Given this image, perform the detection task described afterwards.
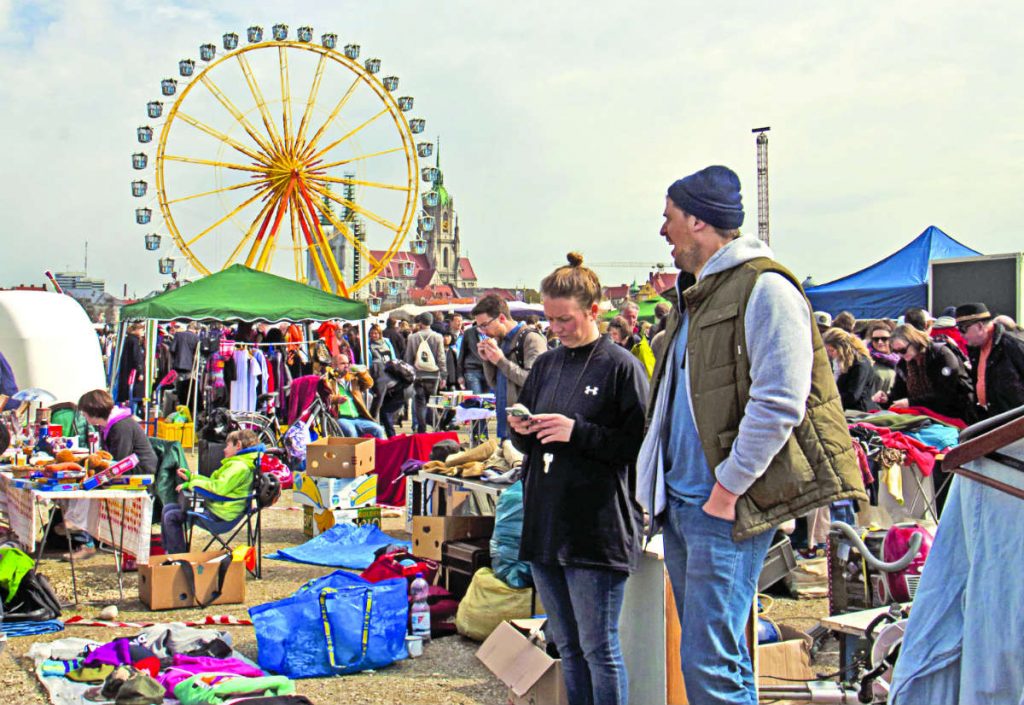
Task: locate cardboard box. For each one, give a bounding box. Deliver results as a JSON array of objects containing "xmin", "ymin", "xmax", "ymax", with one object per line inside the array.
[
  {"xmin": 757, "ymin": 624, "xmax": 814, "ymax": 687},
  {"xmin": 302, "ymin": 505, "xmax": 384, "ymax": 538},
  {"xmin": 477, "ymin": 619, "xmax": 568, "ymax": 705},
  {"xmin": 156, "ymin": 419, "xmax": 195, "ymax": 449},
  {"xmin": 432, "ymin": 482, "xmax": 471, "ymax": 515},
  {"xmin": 292, "ymin": 472, "xmax": 377, "ymax": 510},
  {"xmin": 412, "ymin": 515, "xmax": 495, "ymax": 561},
  {"xmin": 306, "ymin": 436, "xmax": 374, "ymax": 478},
  {"xmin": 138, "ymin": 550, "xmax": 245, "ymax": 610}
]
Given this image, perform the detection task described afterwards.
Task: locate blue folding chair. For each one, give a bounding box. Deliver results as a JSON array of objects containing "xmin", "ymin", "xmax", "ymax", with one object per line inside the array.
[{"xmin": 184, "ymin": 461, "xmax": 264, "ymax": 579}]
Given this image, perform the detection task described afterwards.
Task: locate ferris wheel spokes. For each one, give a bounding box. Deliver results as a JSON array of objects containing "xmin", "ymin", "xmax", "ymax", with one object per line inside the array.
[
  {"xmin": 184, "ymin": 184, "xmax": 272, "ymax": 248},
  {"xmin": 306, "ymin": 187, "xmax": 381, "ymax": 269},
  {"xmin": 300, "ymin": 75, "xmax": 362, "ymax": 158},
  {"xmin": 278, "ymin": 47, "xmax": 294, "ymax": 153},
  {"xmin": 198, "ymin": 73, "xmax": 277, "ymax": 157},
  {"xmin": 163, "ymin": 154, "xmax": 269, "ymax": 174},
  {"xmin": 295, "ymin": 53, "xmax": 329, "ymax": 149},
  {"xmin": 317, "ymin": 146, "xmax": 405, "ymax": 171},
  {"xmin": 309, "ymin": 180, "xmax": 399, "ymax": 232},
  {"xmin": 308, "ymin": 108, "xmax": 389, "ymax": 163},
  {"xmin": 174, "ymin": 111, "xmax": 269, "ymax": 164},
  {"xmin": 235, "ymin": 53, "xmax": 285, "ymax": 155},
  {"xmin": 223, "ymin": 195, "xmax": 279, "ymax": 271},
  {"xmin": 314, "ymin": 173, "xmax": 411, "ymax": 193},
  {"xmin": 164, "ymin": 178, "xmax": 270, "ymax": 207}
]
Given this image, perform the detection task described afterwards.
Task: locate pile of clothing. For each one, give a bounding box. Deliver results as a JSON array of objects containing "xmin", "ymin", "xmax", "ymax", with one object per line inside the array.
[
  {"xmin": 416, "ymin": 438, "xmax": 523, "ymax": 484},
  {"xmin": 847, "ymin": 408, "xmax": 961, "ymax": 507},
  {"xmin": 31, "ymin": 624, "xmax": 309, "ymax": 705}
]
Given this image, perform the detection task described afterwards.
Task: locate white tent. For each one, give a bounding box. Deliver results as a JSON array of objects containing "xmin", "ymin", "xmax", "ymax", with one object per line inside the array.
[
  {"xmin": 0, "ymin": 291, "xmax": 106, "ymax": 404},
  {"xmin": 384, "ymin": 301, "xmax": 546, "ymax": 321}
]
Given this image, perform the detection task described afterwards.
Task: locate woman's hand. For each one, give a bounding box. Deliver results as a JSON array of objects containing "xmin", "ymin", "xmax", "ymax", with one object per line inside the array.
[
  {"xmin": 872, "ymin": 390, "xmax": 888, "ymax": 404},
  {"xmin": 531, "ymin": 413, "xmax": 575, "ymax": 444},
  {"xmin": 889, "ymin": 398, "xmax": 909, "ymax": 408},
  {"xmin": 176, "ymin": 467, "xmax": 189, "ymax": 480},
  {"xmin": 507, "ymin": 413, "xmax": 534, "ymax": 435}
]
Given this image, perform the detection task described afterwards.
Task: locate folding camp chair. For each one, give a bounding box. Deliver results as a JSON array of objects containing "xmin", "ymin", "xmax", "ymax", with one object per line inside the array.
[{"xmin": 184, "ymin": 456, "xmax": 265, "ymax": 579}]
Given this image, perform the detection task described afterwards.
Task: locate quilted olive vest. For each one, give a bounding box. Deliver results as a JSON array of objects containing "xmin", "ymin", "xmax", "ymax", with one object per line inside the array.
[{"xmin": 649, "ymin": 257, "xmax": 867, "ymax": 540}]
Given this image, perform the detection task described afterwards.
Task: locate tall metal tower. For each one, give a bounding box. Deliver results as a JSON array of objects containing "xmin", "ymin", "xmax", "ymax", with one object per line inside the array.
[{"xmin": 752, "ymin": 126, "xmax": 770, "ymax": 244}]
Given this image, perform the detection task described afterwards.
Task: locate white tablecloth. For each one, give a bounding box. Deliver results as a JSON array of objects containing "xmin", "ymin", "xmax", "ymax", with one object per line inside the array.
[{"xmin": 1, "ymin": 475, "xmax": 153, "ymax": 562}]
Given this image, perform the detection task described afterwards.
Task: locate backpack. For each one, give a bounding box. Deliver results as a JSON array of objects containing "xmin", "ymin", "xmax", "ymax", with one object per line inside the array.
[
  {"xmin": 509, "ymin": 326, "xmax": 545, "ymax": 370},
  {"xmin": 384, "ymin": 359, "xmax": 416, "ymax": 387},
  {"xmin": 4, "ymin": 570, "xmax": 62, "ymax": 622},
  {"xmin": 414, "ymin": 335, "xmax": 439, "ymax": 373}
]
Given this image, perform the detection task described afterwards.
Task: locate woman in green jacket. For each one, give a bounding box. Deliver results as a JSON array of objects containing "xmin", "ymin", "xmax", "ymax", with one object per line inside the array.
[{"xmin": 161, "ymin": 429, "xmax": 260, "ymax": 554}]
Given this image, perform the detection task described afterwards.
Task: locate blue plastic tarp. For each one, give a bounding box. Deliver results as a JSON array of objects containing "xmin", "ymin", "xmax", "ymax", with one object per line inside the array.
[
  {"xmin": 805, "ymin": 226, "xmax": 979, "ymax": 319},
  {"xmin": 266, "ymin": 522, "xmax": 409, "ymax": 569}
]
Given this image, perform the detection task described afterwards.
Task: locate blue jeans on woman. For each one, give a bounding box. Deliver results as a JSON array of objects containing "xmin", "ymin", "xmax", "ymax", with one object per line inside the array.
[
  {"xmin": 530, "ymin": 562, "xmax": 629, "ymax": 705},
  {"xmin": 662, "ymin": 497, "xmax": 775, "ymax": 705}
]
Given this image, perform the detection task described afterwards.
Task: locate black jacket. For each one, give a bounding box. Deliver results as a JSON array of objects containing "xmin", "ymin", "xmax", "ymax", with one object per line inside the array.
[
  {"xmin": 103, "ymin": 416, "xmax": 158, "ymax": 475},
  {"xmin": 836, "ymin": 355, "xmax": 879, "ymax": 412},
  {"xmin": 457, "ymin": 325, "xmax": 486, "ymax": 375},
  {"xmin": 170, "ymin": 330, "xmax": 200, "ymax": 372},
  {"xmin": 117, "ymin": 335, "xmax": 146, "ymax": 403},
  {"xmin": 382, "ymin": 326, "xmax": 406, "ymax": 359},
  {"xmin": 891, "ymin": 342, "xmax": 976, "ymax": 422},
  {"xmin": 968, "ymin": 324, "xmax": 1024, "ymax": 417},
  {"xmin": 511, "ymin": 335, "xmax": 649, "ymax": 573}
]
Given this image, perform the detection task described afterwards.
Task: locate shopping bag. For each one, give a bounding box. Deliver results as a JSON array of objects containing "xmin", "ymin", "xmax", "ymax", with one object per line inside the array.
[
  {"xmin": 360, "ymin": 550, "xmax": 438, "ymax": 586},
  {"xmin": 249, "ymin": 569, "xmax": 408, "ymax": 678}
]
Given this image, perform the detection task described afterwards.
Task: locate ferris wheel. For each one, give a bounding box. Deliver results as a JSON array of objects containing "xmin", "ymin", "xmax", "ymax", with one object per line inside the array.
[{"xmin": 131, "ymin": 24, "xmax": 435, "ymax": 300}]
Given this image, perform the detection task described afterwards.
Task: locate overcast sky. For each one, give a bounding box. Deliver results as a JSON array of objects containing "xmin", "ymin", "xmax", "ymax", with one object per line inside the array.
[{"xmin": 2, "ymin": 0, "xmax": 1023, "ymax": 298}]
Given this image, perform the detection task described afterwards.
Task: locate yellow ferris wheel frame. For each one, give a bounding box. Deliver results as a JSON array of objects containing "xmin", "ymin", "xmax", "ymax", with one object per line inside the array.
[{"xmin": 154, "ymin": 40, "xmax": 420, "ymax": 297}]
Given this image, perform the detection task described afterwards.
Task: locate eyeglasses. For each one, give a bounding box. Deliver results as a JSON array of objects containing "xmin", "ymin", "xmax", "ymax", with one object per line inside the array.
[
  {"xmin": 956, "ymin": 322, "xmax": 978, "ymax": 334},
  {"xmin": 871, "ymin": 336, "xmax": 890, "ymax": 343},
  {"xmin": 891, "ymin": 344, "xmax": 909, "ymax": 355},
  {"xmin": 477, "ymin": 316, "xmax": 499, "ymax": 330}
]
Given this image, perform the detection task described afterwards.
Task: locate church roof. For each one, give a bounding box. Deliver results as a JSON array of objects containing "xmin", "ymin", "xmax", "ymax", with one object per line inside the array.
[{"xmin": 458, "ymin": 257, "xmax": 476, "ymax": 282}]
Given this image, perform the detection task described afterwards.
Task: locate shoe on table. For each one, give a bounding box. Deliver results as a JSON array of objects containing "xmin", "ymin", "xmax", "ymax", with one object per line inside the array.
[{"xmin": 61, "ymin": 544, "xmax": 97, "ymax": 562}]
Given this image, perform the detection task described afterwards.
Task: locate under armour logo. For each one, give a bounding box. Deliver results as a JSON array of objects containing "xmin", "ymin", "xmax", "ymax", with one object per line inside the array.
[{"xmin": 584, "ymin": 386, "xmax": 599, "ymax": 396}]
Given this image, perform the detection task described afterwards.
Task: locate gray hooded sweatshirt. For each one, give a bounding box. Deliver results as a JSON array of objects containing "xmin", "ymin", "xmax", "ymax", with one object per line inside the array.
[{"xmin": 636, "ymin": 236, "xmax": 813, "ymax": 519}]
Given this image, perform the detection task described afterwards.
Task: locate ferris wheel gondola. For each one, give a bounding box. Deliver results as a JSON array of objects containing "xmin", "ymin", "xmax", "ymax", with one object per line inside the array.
[{"xmin": 132, "ymin": 23, "xmax": 431, "ymax": 295}]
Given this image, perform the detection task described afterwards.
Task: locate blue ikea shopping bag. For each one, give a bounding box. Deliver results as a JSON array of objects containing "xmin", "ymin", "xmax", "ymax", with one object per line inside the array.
[{"xmin": 249, "ymin": 569, "xmax": 408, "ymax": 678}]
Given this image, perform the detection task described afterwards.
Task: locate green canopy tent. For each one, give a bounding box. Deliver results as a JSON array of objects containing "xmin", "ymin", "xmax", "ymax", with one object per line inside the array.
[
  {"xmin": 121, "ymin": 264, "xmax": 367, "ymax": 322},
  {"xmin": 113, "ymin": 265, "xmax": 368, "ymax": 427},
  {"xmin": 602, "ymin": 297, "xmax": 669, "ymax": 324}
]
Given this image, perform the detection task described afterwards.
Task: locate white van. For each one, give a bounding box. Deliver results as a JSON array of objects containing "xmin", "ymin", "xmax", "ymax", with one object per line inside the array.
[{"xmin": 0, "ymin": 290, "xmax": 106, "ymax": 405}]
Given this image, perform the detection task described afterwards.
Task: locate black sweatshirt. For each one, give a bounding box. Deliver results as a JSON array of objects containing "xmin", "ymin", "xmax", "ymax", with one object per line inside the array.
[{"xmin": 511, "ymin": 335, "xmax": 649, "ymax": 573}]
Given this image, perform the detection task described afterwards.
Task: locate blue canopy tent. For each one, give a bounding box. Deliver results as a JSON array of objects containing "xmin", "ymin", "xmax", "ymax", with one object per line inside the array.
[{"xmin": 805, "ymin": 226, "xmax": 980, "ymax": 319}]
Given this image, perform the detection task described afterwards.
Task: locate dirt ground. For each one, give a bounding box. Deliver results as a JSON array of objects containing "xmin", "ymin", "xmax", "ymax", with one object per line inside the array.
[{"xmin": 0, "ymin": 439, "xmax": 835, "ymax": 704}]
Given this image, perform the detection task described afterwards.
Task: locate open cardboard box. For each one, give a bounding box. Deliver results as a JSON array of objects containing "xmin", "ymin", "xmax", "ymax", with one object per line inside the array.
[
  {"xmin": 477, "ymin": 619, "xmax": 568, "ymax": 705},
  {"xmin": 306, "ymin": 436, "xmax": 375, "ymax": 478},
  {"xmin": 412, "ymin": 515, "xmax": 495, "ymax": 561},
  {"xmin": 757, "ymin": 623, "xmax": 814, "ymax": 687},
  {"xmin": 139, "ymin": 550, "xmax": 245, "ymax": 610}
]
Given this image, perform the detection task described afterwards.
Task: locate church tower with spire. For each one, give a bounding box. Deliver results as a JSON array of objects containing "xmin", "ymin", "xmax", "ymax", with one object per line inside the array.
[{"xmin": 418, "ymin": 139, "xmax": 462, "ymax": 285}]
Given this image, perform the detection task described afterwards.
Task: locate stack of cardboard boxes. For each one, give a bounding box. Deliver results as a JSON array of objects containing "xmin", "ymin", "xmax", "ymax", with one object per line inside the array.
[{"xmin": 294, "ymin": 436, "xmax": 379, "ymax": 537}]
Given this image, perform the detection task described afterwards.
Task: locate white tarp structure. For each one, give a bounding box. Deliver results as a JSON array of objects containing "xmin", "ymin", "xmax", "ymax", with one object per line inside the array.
[
  {"xmin": 382, "ymin": 301, "xmax": 546, "ymax": 322},
  {"xmin": 0, "ymin": 291, "xmax": 105, "ymax": 404}
]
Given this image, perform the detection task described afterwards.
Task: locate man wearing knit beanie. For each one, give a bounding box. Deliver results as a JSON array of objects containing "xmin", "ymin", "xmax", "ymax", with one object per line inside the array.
[{"xmin": 637, "ymin": 166, "xmax": 865, "ymax": 704}]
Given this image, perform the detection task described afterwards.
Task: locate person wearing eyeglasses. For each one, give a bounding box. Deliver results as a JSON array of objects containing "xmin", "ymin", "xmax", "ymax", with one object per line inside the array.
[
  {"xmin": 955, "ymin": 303, "xmax": 1024, "ymax": 418},
  {"xmin": 863, "ymin": 320, "xmax": 899, "ymax": 395},
  {"xmin": 872, "ymin": 324, "xmax": 976, "ymax": 423}
]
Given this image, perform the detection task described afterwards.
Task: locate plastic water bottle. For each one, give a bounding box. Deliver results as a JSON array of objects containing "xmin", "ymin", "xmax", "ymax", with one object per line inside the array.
[{"xmin": 409, "ymin": 572, "xmax": 431, "ymax": 641}]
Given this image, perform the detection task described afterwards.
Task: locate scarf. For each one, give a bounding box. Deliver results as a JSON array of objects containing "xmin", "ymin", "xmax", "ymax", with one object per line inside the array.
[
  {"xmin": 102, "ymin": 407, "xmax": 133, "ymax": 442},
  {"xmin": 871, "ymin": 349, "xmax": 901, "ymax": 368},
  {"xmin": 905, "ymin": 356, "xmax": 930, "ymax": 404}
]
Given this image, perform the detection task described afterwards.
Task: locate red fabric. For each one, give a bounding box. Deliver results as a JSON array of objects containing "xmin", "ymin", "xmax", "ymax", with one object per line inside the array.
[
  {"xmin": 851, "ymin": 422, "xmax": 941, "ymax": 476},
  {"xmin": 931, "ymin": 326, "xmax": 969, "ymax": 356},
  {"xmin": 360, "ymin": 550, "xmax": 439, "ymax": 585},
  {"xmin": 316, "ymin": 322, "xmax": 340, "ymax": 357},
  {"xmin": 287, "ymin": 375, "xmax": 321, "ymax": 424},
  {"xmin": 372, "ymin": 432, "xmax": 460, "ymax": 506},
  {"xmin": 852, "ymin": 438, "xmax": 874, "ymax": 485},
  {"xmin": 133, "ymin": 656, "xmax": 160, "ymax": 677},
  {"xmin": 885, "ymin": 405, "xmax": 967, "ymax": 430}
]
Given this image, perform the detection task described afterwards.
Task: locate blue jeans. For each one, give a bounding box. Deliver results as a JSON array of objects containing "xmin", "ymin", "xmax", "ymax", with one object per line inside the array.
[
  {"xmin": 662, "ymin": 498, "xmax": 774, "ymax": 705},
  {"xmin": 463, "ymin": 368, "xmax": 489, "ymax": 394},
  {"xmin": 530, "ymin": 562, "xmax": 629, "ymax": 705},
  {"xmin": 337, "ymin": 417, "xmax": 386, "ymax": 439},
  {"xmin": 161, "ymin": 502, "xmax": 188, "ymax": 555}
]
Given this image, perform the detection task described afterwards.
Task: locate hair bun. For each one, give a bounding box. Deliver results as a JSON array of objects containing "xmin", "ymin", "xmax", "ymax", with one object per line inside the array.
[{"xmin": 566, "ymin": 252, "xmax": 584, "ymax": 267}]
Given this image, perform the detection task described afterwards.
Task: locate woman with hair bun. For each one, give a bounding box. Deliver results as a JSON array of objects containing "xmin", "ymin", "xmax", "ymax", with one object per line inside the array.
[{"xmin": 508, "ymin": 252, "xmax": 649, "ymax": 705}]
